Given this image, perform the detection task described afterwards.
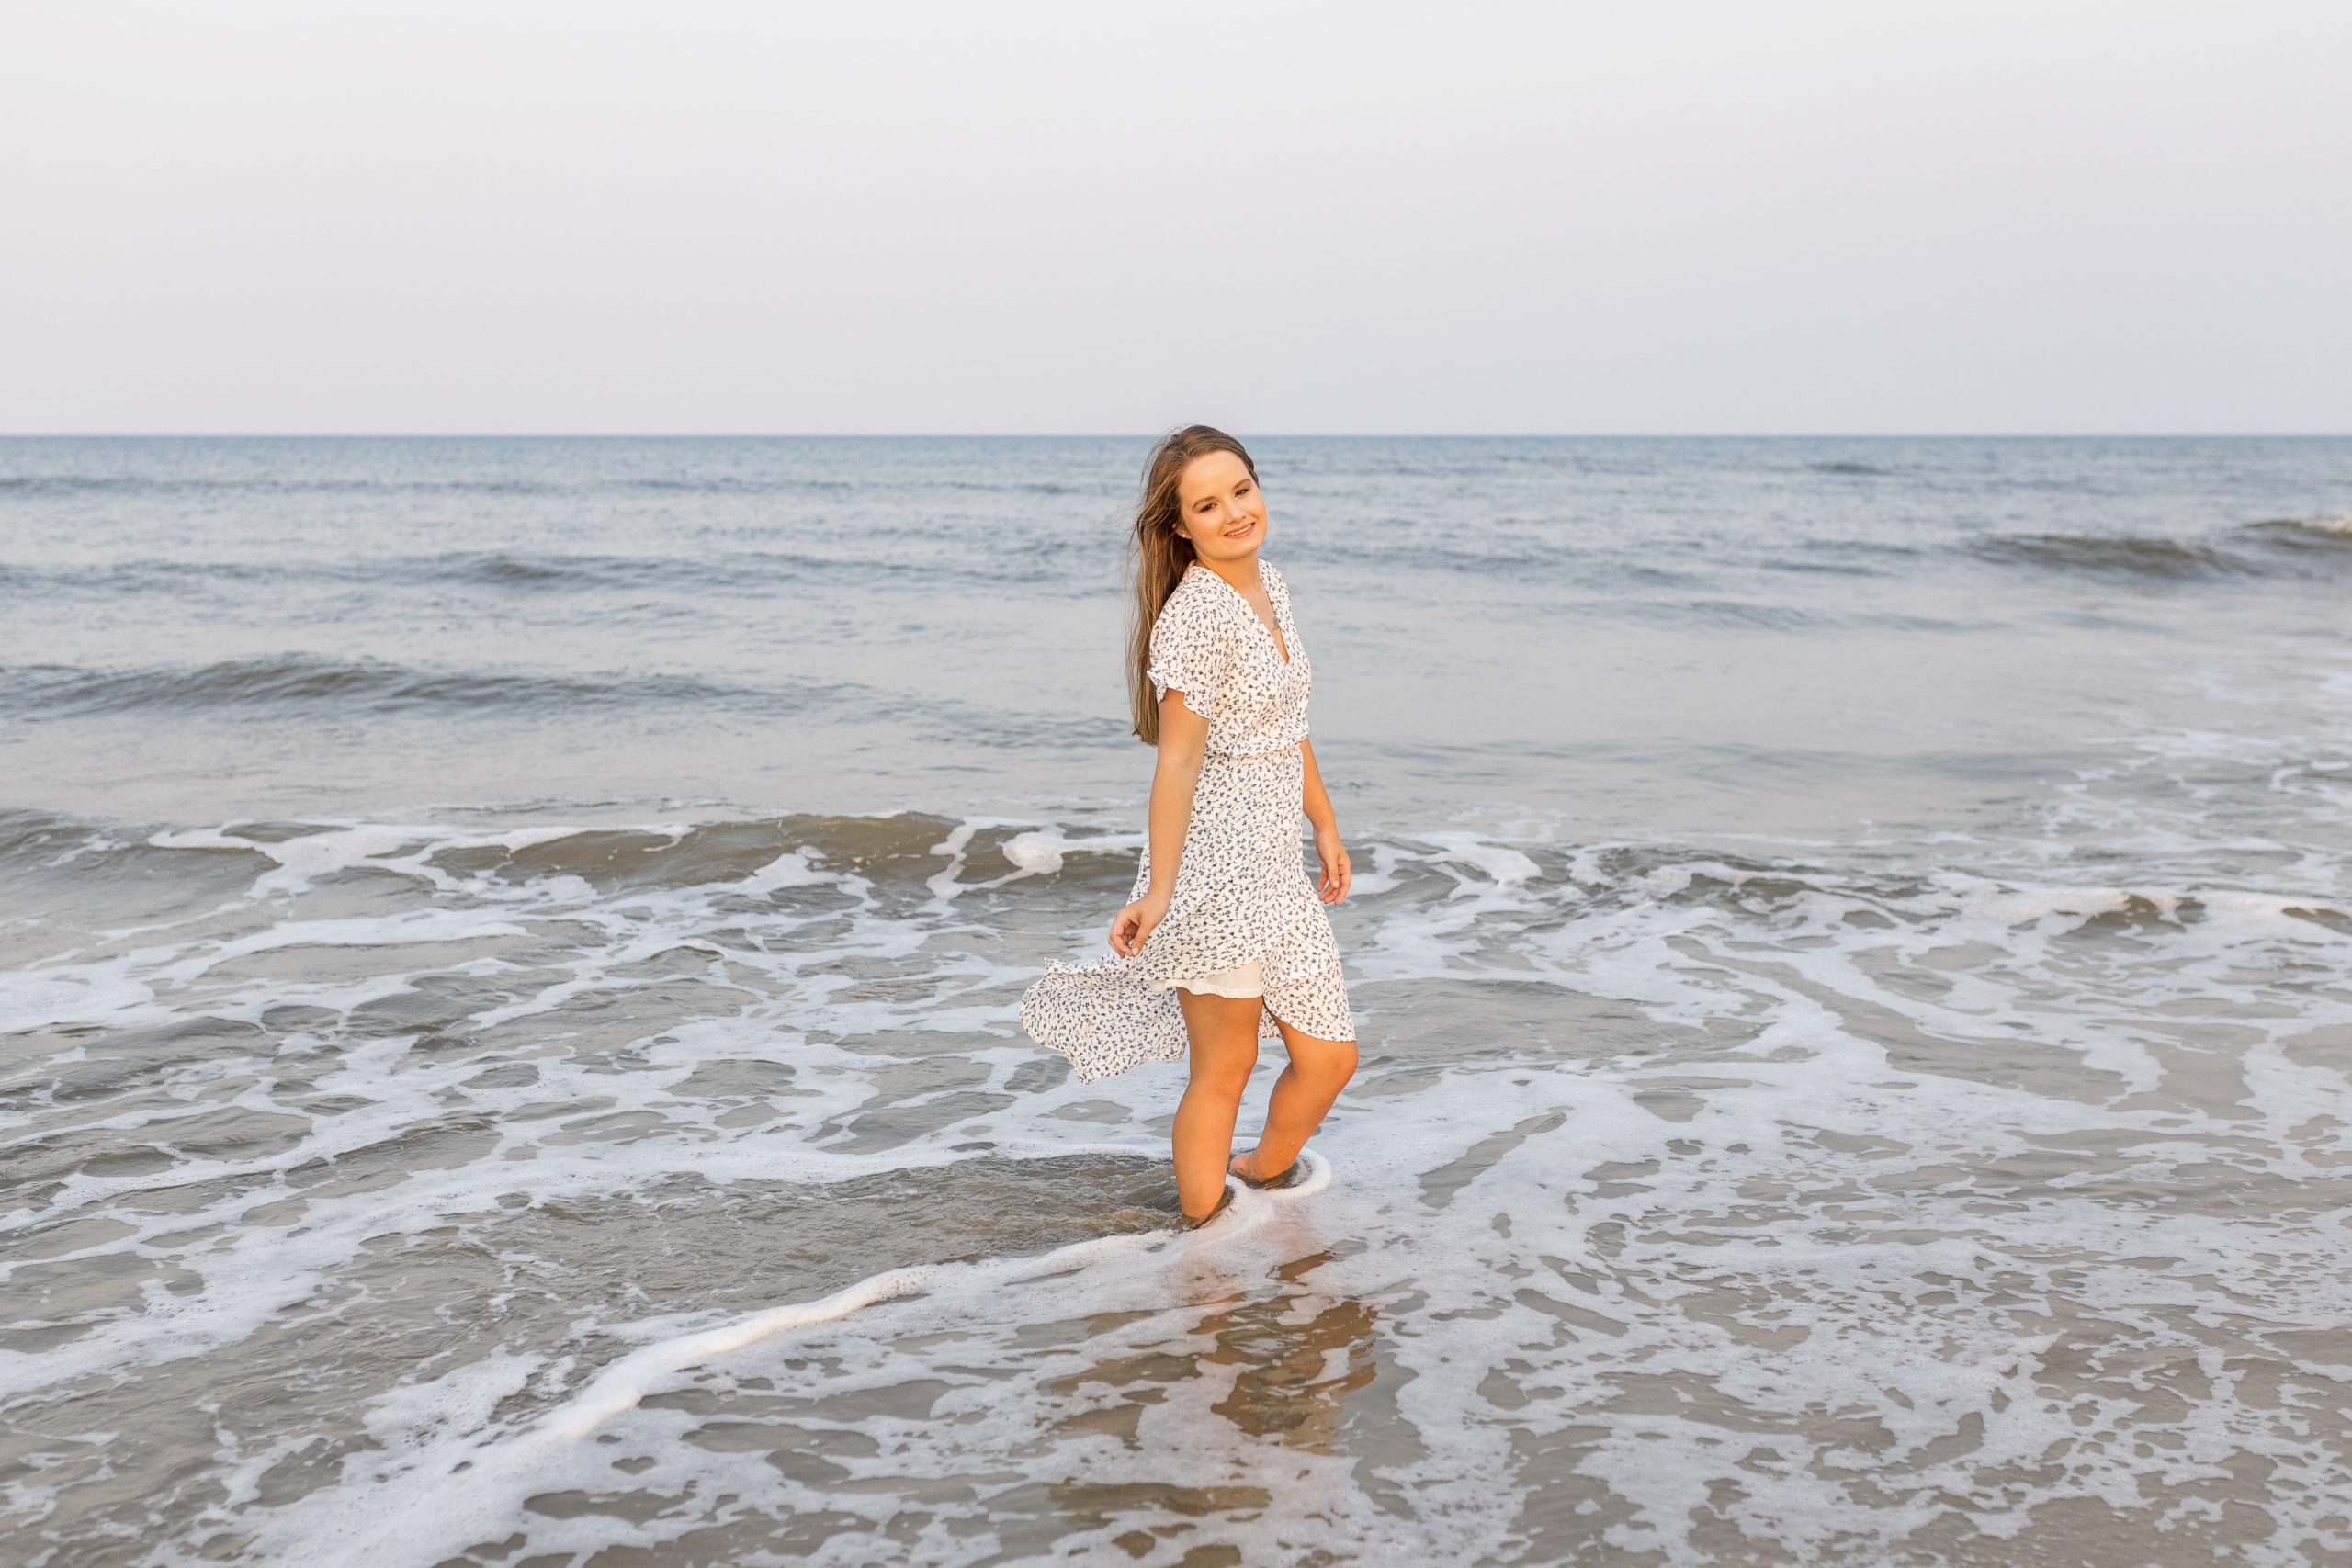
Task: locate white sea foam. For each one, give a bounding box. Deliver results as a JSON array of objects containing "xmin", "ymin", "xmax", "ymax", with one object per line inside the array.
[
  {"xmin": 998, "ymin": 826, "xmax": 1145, "ymax": 879},
  {"xmin": 1419, "ymin": 830, "xmax": 1544, "ymax": 888},
  {"xmin": 539, "ymin": 1155, "xmax": 1330, "ymax": 1442},
  {"xmin": 213, "ymin": 1153, "xmax": 1334, "ymax": 1567},
  {"xmin": 735, "ymin": 847, "xmax": 837, "ymax": 895},
  {"xmin": 924, "ymin": 818, "xmax": 1145, "ymax": 898},
  {"xmin": 9, "ymin": 807, "xmax": 2352, "ymax": 1565},
  {"xmin": 0, "ymin": 967, "xmax": 160, "ymax": 1033}
]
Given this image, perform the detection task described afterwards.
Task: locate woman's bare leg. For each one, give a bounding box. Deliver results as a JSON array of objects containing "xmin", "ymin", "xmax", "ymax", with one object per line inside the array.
[
  {"xmin": 1231, "ymin": 1014, "xmax": 1356, "ymax": 1183},
  {"xmin": 1173, "ymin": 989, "xmax": 1263, "ymax": 1221}
]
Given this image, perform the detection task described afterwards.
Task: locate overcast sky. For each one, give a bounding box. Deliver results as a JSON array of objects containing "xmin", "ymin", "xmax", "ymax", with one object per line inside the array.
[{"xmin": 3, "ymin": 1, "xmax": 2346, "ymax": 434}]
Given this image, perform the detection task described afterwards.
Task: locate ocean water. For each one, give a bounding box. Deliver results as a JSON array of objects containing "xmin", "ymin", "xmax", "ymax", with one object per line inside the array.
[{"xmin": 5, "ymin": 434, "xmax": 2352, "ymax": 1567}]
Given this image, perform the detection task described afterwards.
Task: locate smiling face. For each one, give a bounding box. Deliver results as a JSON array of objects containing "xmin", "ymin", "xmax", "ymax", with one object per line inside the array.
[{"xmin": 1171, "ymin": 449, "xmax": 1267, "ymax": 566}]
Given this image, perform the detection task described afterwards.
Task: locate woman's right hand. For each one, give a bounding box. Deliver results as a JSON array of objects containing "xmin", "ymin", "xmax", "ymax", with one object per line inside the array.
[{"xmin": 1109, "ymin": 888, "xmax": 1171, "ymax": 957}]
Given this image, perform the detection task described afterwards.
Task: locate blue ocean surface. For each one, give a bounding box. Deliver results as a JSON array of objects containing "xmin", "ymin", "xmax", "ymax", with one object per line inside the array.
[{"xmin": 4, "ymin": 436, "xmax": 2351, "ymax": 1565}]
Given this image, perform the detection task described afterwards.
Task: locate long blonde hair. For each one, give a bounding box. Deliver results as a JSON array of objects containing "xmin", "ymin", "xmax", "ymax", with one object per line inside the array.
[{"xmin": 1127, "ymin": 424, "xmax": 1258, "ymax": 743}]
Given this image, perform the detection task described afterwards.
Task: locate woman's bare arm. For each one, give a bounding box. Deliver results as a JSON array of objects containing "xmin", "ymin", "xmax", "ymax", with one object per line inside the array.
[
  {"xmin": 1109, "ymin": 690, "xmax": 1210, "ymax": 955},
  {"xmin": 1301, "ymin": 739, "xmax": 1351, "ymax": 904}
]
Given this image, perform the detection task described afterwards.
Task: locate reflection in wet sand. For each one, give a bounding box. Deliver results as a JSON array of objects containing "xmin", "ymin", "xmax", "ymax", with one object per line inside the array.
[{"xmin": 1204, "ymin": 1256, "xmax": 1381, "ymax": 1453}]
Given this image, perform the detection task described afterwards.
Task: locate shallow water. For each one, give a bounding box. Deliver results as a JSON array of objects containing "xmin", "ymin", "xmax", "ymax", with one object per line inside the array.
[{"xmin": 5, "ymin": 436, "xmax": 2352, "ymax": 1566}]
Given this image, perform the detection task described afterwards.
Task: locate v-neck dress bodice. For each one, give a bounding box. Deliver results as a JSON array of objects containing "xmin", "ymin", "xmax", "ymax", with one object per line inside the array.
[
  {"xmin": 1150, "ymin": 563, "xmax": 1311, "ymax": 756},
  {"xmin": 1020, "ymin": 559, "xmax": 1354, "ymax": 1081}
]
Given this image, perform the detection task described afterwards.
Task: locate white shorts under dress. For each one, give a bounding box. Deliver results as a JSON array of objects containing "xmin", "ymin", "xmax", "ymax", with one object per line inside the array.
[
  {"xmin": 1160, "ymin": 961, "xmax": 1263, "ymax": 999},
  {"xmin": 1021, "ymin": 560, "xmax": 1354, "ymax": 1084}
]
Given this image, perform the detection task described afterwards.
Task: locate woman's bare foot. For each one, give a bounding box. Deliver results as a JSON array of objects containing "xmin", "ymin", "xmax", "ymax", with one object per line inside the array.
[
  {"xmin": 1182, "ymin": 1187, "xmax": 1234, "ymax": 1229},
  {"xmin": 1228, "ymin": 1147, "xmax": 1298, "ymax": 1189}
]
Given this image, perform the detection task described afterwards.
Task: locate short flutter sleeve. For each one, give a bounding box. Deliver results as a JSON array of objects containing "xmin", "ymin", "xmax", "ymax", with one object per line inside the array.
[{"xmin": 1147, "ymin": 583, "xmax": 1236, "ymax": 722}]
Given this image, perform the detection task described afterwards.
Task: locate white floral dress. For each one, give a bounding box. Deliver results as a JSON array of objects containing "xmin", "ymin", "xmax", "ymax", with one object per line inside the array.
[{"xmin": 1021, "ymin": 560, "xmax": 1354, "ymax": 1082}]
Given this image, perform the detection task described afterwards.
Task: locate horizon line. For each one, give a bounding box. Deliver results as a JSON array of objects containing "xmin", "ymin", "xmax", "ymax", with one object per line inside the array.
[{"xmin": 4, "ymin": 430, "xmax": 2349, "ymax": 442}]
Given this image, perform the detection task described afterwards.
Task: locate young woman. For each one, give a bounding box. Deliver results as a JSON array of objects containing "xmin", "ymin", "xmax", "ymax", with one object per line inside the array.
[{"xmin": 1022, "ymin": 426, "xmax": 1357, "ymax": 1226}]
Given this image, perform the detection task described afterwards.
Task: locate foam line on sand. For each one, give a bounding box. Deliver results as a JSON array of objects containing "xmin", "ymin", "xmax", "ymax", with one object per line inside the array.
[
  {"xmin": 259, "ymin": 1145, "xmax": 1334, "ymax": 1566},
  {"xmin": 538, "ymin": 1145, "xmax": 1332, "ymax": 1440}
]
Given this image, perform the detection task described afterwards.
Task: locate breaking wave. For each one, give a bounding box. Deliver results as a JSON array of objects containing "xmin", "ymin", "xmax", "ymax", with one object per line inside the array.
[
  {"xmin": 1971, "ymin": 517, "xmax": 2352, "ymax": 581},
  {"xmin": 1971, "ymin": 533, "xmax": 2264, "ymax": 579},
  {"xmin": 0, "ymin": 655, "xmax": 769, "ymax": 717}
]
